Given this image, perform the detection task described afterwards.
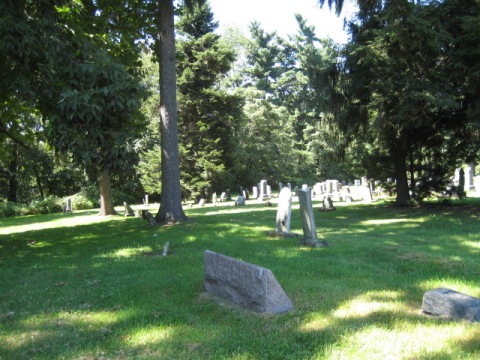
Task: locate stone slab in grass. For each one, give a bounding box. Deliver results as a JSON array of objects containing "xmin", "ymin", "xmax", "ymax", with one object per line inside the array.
[
  {"xmin": 422, "ymin": 287, "xmax": 480, "ymax": 322},
  {"xmin": 204, "ymin": 250, "xmax": 294, "ymax": 314}
]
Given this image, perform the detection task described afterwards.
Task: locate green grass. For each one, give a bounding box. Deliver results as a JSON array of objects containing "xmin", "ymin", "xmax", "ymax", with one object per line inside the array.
[{"xmin": 1, "ymin": 198, "xmax": 480, "ymax": 359}]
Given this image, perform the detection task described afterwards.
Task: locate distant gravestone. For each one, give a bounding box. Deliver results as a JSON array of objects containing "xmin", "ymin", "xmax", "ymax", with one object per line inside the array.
[
  {"xmin": 363, "ymin": 183, "xmax": 373, "ymax": 202},
  {"xmin": 296, "ymin": 188, "xmax": 329, "ymax": 247},
  {"xmin": 235, "ymin": 196, "xmax": 245, "ymax": 206},
  {"xmin": 275, "ymin": 187, "xmax": 292, "ymax": 233},
  {"xmin": 465, "ymin": 165, "xmax": 474, "ymax": 190},
  {"xmin": 320, "ymin": 196, "xmax": 336, "ymax": 212},
  {"xmin": 422, "ymin": 288, "xmax": 480, "ymax": 322},
  {"xmin": 252, "ymin": 186, "xmax": 258, "ymax": 199},
  {"xmin": 123, "ymin": 202, "xmax": 135, "ymax": 216},
  {"xmin": 226, "ymin": 189, "xmax": 232, "ymax": 201},
  {"xmin": 204, "ymin": 250, "xmax": 294, "ymax": 314},
  {"xmin": 143, "ymin": 194, "xmax": 149, "ymax": 206},
  {"xmin": 212, "ymin": 193, "xmax": 217, "ymax": 206},
  {"xmin": 198, "ymin": 198, "xmax": 206, "ymax": 207},
  {"xmin": 259, "ymin": 180, "xmax": 270, "ymax": 200},
  {"xmin": 144, "ymin": 211, "xmax": 158, "ymax": 226},
  {"xmin": 219, "ymin": 192, "xmax": 226, "ymax": 202},
  {"xmin": 63, "ymin": 198, "xmax": 73, "ymax": 213}
]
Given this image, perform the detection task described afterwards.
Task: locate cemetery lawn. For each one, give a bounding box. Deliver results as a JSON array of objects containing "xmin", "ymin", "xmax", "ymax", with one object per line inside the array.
[{"xmin": 1, "ymin": 198, "xmax": 480, "ymax": 360}]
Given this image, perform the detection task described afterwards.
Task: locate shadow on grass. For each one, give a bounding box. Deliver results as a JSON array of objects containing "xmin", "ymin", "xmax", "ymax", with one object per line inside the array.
[{"xmin": 1, "ymin": 198, "xmax": 480, "ymax": 358}]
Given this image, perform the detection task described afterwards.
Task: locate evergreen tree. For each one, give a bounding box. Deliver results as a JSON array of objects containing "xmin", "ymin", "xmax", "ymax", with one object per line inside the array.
[
  {"xmin": 176, "ymin": 2, "xmax": 242, "ymax": 200},
  {"xmin": 342, "ymin": 0, "xmax": 461, "ymax": 204}
]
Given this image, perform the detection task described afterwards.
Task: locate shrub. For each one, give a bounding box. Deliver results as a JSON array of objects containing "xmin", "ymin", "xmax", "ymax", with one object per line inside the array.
[
  {"xmin": 28, "ymin": 195, "xmax": 63, "ymax": 215},
  {"xmin": 68, "ymin": 193, "xmax": 95, "ymax": 210},
  {"xmin": 0, "ymin": 201, "xmax": 20, "ymax": 217}
]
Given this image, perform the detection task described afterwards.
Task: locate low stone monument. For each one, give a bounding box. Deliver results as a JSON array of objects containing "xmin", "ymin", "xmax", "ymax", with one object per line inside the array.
[
  {"xmin": 144, "ymin": 211, "xmax": 158, "ymax": 226},
  {"xmin": 123, "ymin": 202, "xmax": 135, "ymax": 216},
  {"xmin": 204, "ymin": 250, "xmax": 294, "ymax": 314},
  {"xmin": 422, "ymin": 288, "xmax": 480, "ymax": 322},
  {"xmin": 234, "ymin": 196, "xmax": 245, "ymax": 206},
  {"xmin": 198, "ymin": 198, "xmax": 206, "ymax": 207},
  {"xmin": 296, "ymin": 188, "xmax": 329, "ymax": 247}
]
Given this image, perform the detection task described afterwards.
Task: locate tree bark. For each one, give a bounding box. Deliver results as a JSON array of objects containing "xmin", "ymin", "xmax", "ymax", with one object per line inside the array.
[
  {"xmin": 155, "ymin": 0, "xmax": 188, "ymax": 224},
  {"xmin": 392, "ymin": 145, "xmax": 410, "ymax": 206},
  {"xmin": 98, "ymin": 166, "xmax": 117, "ymax": 216},
  {"xmin": 7, "ymin": 143, "xmax": 18, "ymax": 202}
]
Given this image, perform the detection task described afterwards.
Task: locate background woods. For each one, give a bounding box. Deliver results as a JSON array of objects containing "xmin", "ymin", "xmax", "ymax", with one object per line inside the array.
[{"xmin": 1, "ymin": 0, "xmax": 479, "ymax": 215}]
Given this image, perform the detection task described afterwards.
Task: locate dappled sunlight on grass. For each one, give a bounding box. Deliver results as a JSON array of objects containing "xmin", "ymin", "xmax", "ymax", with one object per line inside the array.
[
  {"xmin": 418, "ymin": 279, "xmax": 480, "ymax": 298},
  {"xmin": 0, "ymin": 211, "xmax": 123, "ymax": 235},
  {"xmin": 99, "ymin": 246, "xmax": 154, "ymax": 259},
  {"xmin": 462, "ymin": 240, "xmax": 480, "ymax": 250},
  {"xmin": 361, "ymin": 218, "xmax": 425, "ymax": 226},
  {"xmin": 324, "ymin": 322, "xmax": 479, "ymax": 360},
  {"xmin": 124, "ymin": 324, "xmax": 176, "ymax": 346},
  {"xmin": 332, "ymin": 290, "xmax": 409, "ymax": 319},
  {"xmin": 203, "ymin": 206, "xmax": 278, "ymax": 216}
]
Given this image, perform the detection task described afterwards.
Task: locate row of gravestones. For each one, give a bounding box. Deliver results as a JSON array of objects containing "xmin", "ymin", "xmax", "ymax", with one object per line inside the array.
[{"xmin": 202, "ymin": 177, "xmax": 382, "ymax": 207}]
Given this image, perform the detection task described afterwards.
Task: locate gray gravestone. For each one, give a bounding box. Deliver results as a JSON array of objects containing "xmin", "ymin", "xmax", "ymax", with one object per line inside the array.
[
  {"xmin": 123, "ymin": 202, "xmax": 135, "ymax": 216},
  {"xmin": 296, "ymin": 188, "xmax": 329, "ymax": 247},
  {"xmin": 235, "ymin": 196, "xmax": 245, "ymax": 206},
  {"xmin": 226, "ymin": 189, "xmax": 232, "ymax": 201},
  {"xmin": 422, "ymin": 288, "xmax": 480, "ymax": 322},
  {"xmin": 275, "ymin": 187, "xmax": 292, "ymax": 233},
  {"xmin": 212, "ymin": 193, "xmax": 217, "ymax": 206},
  {"xmin": 63, "ymin": 198, "xmax": 73, "ymax": 213},
  {"xmin": 198, "ymin": 198, "xmax": 205, "ymax": 207},
  {"xmin": 204, "ymin": 250, "xmax": 294, "ymax": 314}
]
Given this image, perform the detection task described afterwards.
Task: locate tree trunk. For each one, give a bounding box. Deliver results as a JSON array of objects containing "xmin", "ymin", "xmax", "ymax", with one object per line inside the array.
[
  {"xmin": 392, "ymin": 145, "xmax": 410, "ymax": 206},
  {"xmin": 155, "ymin": 0, "xmax": 188, "ymax": 224},
  {"xmin": 34, "ymin": 165, "xmax": 45, "ymax": 200},
  {"xmin": 7, "ymin": 143, "xmax": 18, "ymax": 202},
  {"xmin": 98, "ymin": 166, "xmax": 117, "ymax": 216}
]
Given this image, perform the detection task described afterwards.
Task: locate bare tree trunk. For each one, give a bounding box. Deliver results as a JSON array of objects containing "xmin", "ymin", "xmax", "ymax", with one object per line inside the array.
[
  {"xmin": 155, "ymin": 0, "xmax": 188, "ymax": 224},
  {"xmin": 7, "ymin": 143, "xmax": 18, "ymax": 202},
  {"xmin": 392, "ymin": 145, "xmax": 410, "ymax": 206},
  {"xmin": 98, "ymin": 166, "xmax": 117, "ymax": 216}
]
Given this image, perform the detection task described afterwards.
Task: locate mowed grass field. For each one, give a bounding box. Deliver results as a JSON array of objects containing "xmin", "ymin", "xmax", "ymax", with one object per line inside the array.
[{"xmin": 1, "ymin": 196, "xmax": 480, "ymax": 359}]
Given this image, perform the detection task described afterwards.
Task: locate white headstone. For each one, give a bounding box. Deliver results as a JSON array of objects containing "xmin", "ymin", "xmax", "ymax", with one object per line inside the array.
[
  {"xmin": 275, "ymin": 187, "xmax": 292, "ymax": 233},
  {"xmin": 465, "ymin": 165, "xmax": 474, "ymax": 190}
]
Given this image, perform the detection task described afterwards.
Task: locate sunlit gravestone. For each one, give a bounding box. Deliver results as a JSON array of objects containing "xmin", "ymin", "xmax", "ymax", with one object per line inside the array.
[
  {"xmin": 275, "ymin": 187, "xmax": 292, "ymax": 233},
  {"xmin": 296, "ymin": 188, "xmax": 329, "ymax": 247}
]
